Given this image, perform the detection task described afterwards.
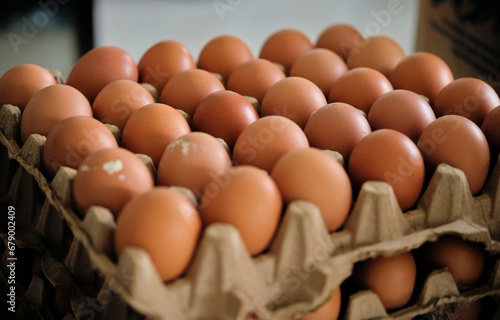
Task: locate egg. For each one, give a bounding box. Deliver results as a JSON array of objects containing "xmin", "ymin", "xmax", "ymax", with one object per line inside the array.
[
  {"xmin": 328, "ymin": 67, "xmax": 393, "ymax": 114},
  {"xmin": 199, "ymin": 165, "xmax": 282, "ymax": 256},
  {"xmin": 226, "ymin": 58, "xmax": 286, "ymax": 104},
  {"xmin": 160, "ymin": 69, "xmax": 225, "ymax": 118},
  {"xmin": 433, "ymin": 77, "xmax": 500, "ymax": 127},
  {"xmin": 192, "ymin": 90, "xmax": 259, "ymax": 150},
  {"xmin": 232, "ymin": 115, "xmax": 309, "ymax": 173},
  {"xmin": 197, "ymin": 35, "xmax": 254, "ymax": 82},
  {"xmin": 138, "ymin": 40, "xmax": 196, "ymax": 93},
  {"xmin": 43, "ymin": 116, "xmax": 118, "ymax": 177},
  {"xmin": 72, "ymin": 147, "xmax": 154, "ymax": 217},
  {"xmin": 316, "ymin": 24, "xmax": 364, "ymax": 60},
  {"xmin": 353, "ymin": 251, "xmax": 417, "ymax": 310},
  {"xmin": 346, "ymin": 35, "xmax": 405, "ymax": 78},
  {"xmin": 20, "ymin": 84, "xmax": 93, "ymax": 144},
  {"xmin": 289, "ymin": 48, "xmax": 348, "ymax": 96},
  {"xmin": 300, "ymin": 287, "xmax": 341, "ymax": 320},
  {"xmin": 157, "ymin": 132, "xmax": 232, "ymax": 200},
  {"xmin": 368, "ymin": 89, "xmax": 436, "ymax": 141},
  {"xmin": 417, "ymin": 115, "xmax": 490, "ymax": 195},
  {"xmin": 0, "ymin": 64, "xmax": 57, "ymax": 112},
  {"xmin": 389, "ymin": 52, "xmax": 454, "ymax": 105},
  {"xmin": 121, "ymin": 103, "xmax": 192, "ymax": 168},
  {"xmin": 417, "ymin": 235, "xmax": 485, "ymax": 286},
  {"xmin": 259, "ymin": 29, "xmax": 313, "ymax": 72},
  {"xmin": 66, "ymin": 46, "xmax": 138, "ymax": 103},
  {"xmin": 92, "ymin": 79, "xmax": 156, "ymax": 132},
  {"xmin": 481, "ymin": 105, "xmax": 500, "ymax": 158},
  {"xmin": 115, "ymin": 187, "xmax": 201, "ymax": 282},
  {"xmin": 304, "ymin": 102, "xmax": 372, "ymax": 162},
  {"xmin": 348, "ymin": 129, "xmax": 425, "ymax": 211},
  {"xmin": 271, "ymin": 148, "xmax": 352, "ymax": 232},
  {"xmin": 261, "ymin": 77, "xmax": 327, "ymax": 129}
]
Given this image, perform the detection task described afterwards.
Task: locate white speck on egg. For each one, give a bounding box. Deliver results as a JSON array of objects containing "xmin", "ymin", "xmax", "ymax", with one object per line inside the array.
[
  {"xmin": 118, "ymin": 174, "xmax": 125, "ymax": 181},
  {"xmin": 80, "ymin": 165, "xmax": 91, "ymax": 172},
  {"xmin": 102, "ymin": 160, "xmax": 123, "ymax": 175}
]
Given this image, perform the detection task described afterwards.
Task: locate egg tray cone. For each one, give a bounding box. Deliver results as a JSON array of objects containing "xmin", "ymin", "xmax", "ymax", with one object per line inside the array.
[{"xmin": 2, "ymin": 101, "xmax": 500, "ymax": 320}]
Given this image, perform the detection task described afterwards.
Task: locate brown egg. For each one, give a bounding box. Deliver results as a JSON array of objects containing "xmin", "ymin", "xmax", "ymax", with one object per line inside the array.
[
  {"xmin": 160, "ymin": 69, "xmax": 224, "ymax": 118},
  {"xmin": 418, "ymin": 235, "xmax": 485, "ymax": 286},
  {"xmin": 417, "ymin": 115, "xmax": 490, "ymax": 195},
  {"xmin": 0, "ymin": 64, "xmax": 57, "ymax": 112},
  {"xmin": 20, "ymin": 84, "xmax": 93, "ymax": 144},
  {"xmin": 346, "ymin": 35, "xmax": 406, "ymax": 78},
  {"xmin": 300, "ymin": 287, "xmax": 341, "ymax": 320},
  {"xmin": 289, "ymin": 48, "xmax": 348, "ymax": 96},
  {"xmin": 434, "ymin": 77, "xmax": 500, "ymax": 127},
  {"xmin": 261, "ymin": 77, "xmax": 327, "ymax": 129},
  {"xmin": 192, "ymin": 90, "xmax": 259, "ymax": 150},
  {"xmin": 389, "ymin": 52, "xmax": 454, "ymax": 104},
  {"xmin": 328, "ymin": 67, "xmax": 393, "ymax": 114},
  {"xmin": 316, "ymin": 24, "xmax": 364, "ymax": 60},
  {"xmin": 233, "ymin": 115, "xmax": 309, "ymax": 173},
  {"xmin": 271, "ymin": 148, "xmax": 352, "ymax": 232},
  {"xmin": 259, "ymin": 29, "xmax": 313, "ymax": 72},
  {"xmin": 92, "ymin": 79, "xmax": 155, "ymax": 132},
  {"xmin": 121, "ymin": 103, "xmax": 191, "ymax": 168},
  {"xmin": 197, "ymin": 35, "xmax": 254, "ymax": 82},
  {"xmin": 304, "ymin": 102, "xmax": 371, "ymax": 162},
  {"xmin": 348, "ymin": 129, "xmax": 425, "ymax": 211},
  {"xmin": 353, "ymin": 251, "xmax": 417, "ymax": 310},
  {"xmin": 73, "ymin": 147, "xmax": 154, "ymax": 217},
  {"xmin": 44, "ymin": 116, "xmax": 118, "ymax": 177},
  {"xmin": 115, "ymin": 187, "xmax": 201, "ymax": 282},
  {"xmin": 368, "ymin": 89, "xmax": 436, "ymax": 141},
  {"xmin": 66, "ymin": 46, "xmax": 138, "ymax": 103},
  {"xmin": 138, "ymin": 40, "xmax": 196, "ymax": 93},
  {"xmin": 460, "ymin": 300, "xmax": 481, "ymax": 320},
  {"xmin": 481, "ymin": 105, "xmax": 500, "ymax": 157},
  {"xmin": 157, "ymin": 132, "xmax": 232, "ymax": 200},
  {"xmin": 200, "ymin": 165, "xmax": 282, "ymax": 255},
  {"xmin": 226, "ymin": 58, "xmax": 286, "ymax": 104}
]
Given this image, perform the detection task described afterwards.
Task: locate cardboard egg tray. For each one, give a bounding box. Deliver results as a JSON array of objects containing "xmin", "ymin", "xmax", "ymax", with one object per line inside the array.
[{"xmin": 1, "ymin": 93, "xmax": 500, "ymax": 319}]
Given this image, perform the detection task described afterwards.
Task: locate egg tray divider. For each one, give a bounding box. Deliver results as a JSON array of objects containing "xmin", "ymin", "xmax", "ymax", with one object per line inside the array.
[{"xmin": 2, "ymin": 101, "xmax": 500, "ymax": 320}]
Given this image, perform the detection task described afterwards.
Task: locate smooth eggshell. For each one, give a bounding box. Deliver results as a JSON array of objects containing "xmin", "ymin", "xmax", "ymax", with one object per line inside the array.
[
  {"xmin": 316, "ymin": 24, "xmax": 364, "ymax": 60},
  {"xmin": 197, "ymin": 35, "xmax": 253, "ymax": 82},
  {"xmin": 138, "ymin": 40, "xmax": 196, "ymax": 93},
  {"xmin": 200, "ymin": 165, "xmax": 282, "ymax": 256},
  {"xmin": 92, "ymin": 79, "xmax": 155, "ymax": 132},
  {"xmin": 66, "ymin": 46, "xmax": 138, "ymax": 103},
  {"xmin": 271, "ymin": 148, "xmax": 352, "ymax": 232},
  {"xmin": 160, "ymin": 69, "xmax": 225, "ymax": 118},
  {"xmin": 20, "ymin": 84, "xmax": 93, "ymax": 144},
  {"xmin": 192, "ymin": 90, "xmax": 259, "ymax": 150},
  {"xmin": 304, "ymin": 102, "xmax": 371, "ymax": 162},
  {"xmin": 73, "ymin": 147, "xmax": 154, "ymax": 217},
  {"xmin": 417, "ymin": 115, "xmax": 490, "ymax": 195},
  {"xmin": 261, "ymin": 77, "xmax": 327, "ymax": 129},
  {"xmin": 481, "ymin": 105, "xmax": 500, "ymax": 157},
  {"xmin": 226, "ymin": 58, "xmax": 286, "ymax": 104},
  {"xmin": 348, "ymin": 129, "xmax": 425, "ymax": 211},
  {"xmin": 0, "ymin": 64, "xmax": 57, "ymax": 112},
  {"xmin": 368, "ymin": 89, "xmax": 436, "ymax": 141},
  {"xmin": 259, "ymin": 29, "xmax": 313, "ymax": 72},
  {"xmin": 353, "ymin": 251, "xmax": 417, "ymax": 310},
  {"xmin": 115, "ymin": 187, "xmax": 201, "ymax": 282},
  {"xmin": 43, "ymin": 116, "xmax": 118, "ymax": 177},
  {"xmin": 328, "ymin": 67, "xmax": 393, "ymax": 114},
  {"xmin": 233, "ymin": 115, "xmax": 309, "ymax": 173},
  {"xmin": 157, "ymin": 132, "xmax": 232, "ymax": 200},
  {"xmin": 433, "ymin": 77, "xmax": 500, "ymax": 127},
  {"xmin": 389, "ymin": 52, "xmax": 453, "ymax": 105}
]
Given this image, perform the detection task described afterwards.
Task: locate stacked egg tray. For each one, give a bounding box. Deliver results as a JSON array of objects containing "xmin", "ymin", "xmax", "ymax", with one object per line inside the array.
[{"xmin": 1, "ymin": 92, "xmax": 500, "ymax": 319}]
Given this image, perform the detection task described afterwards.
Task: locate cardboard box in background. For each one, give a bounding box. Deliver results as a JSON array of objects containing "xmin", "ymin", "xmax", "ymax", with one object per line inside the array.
[{"xmin": 417, "ymin": 0, "xmax": 500, "ymax": 95}]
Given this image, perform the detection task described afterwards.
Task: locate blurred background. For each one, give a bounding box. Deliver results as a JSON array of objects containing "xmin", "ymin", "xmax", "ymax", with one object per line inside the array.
[{"xmin": 0, "ymin": 0, "xmax": 420, "ymax": 77}]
